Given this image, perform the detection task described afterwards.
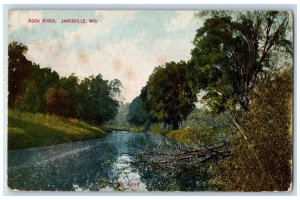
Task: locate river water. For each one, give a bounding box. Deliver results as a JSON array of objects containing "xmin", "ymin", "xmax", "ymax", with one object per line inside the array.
[{"xmin": 8, "ymin": 131, "xmax": 213, "ymax": 191}]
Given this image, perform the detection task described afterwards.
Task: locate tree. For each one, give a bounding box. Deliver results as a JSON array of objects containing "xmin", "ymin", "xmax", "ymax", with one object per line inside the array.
[
  {"xmin": 45, "ymin": 86, "xmax": 72, "ymax": 117},
  {"xmin": 16, "ymin": 65, "xmax": 59, "ymax": 112},
  {"xmin": 190, "ymin": 11, "xmax": 292, "ymax": 112},
  {"xmin": 76, "ymin": 77, "xmax": 91, "ymax": 120},
  {"xmin": 127, "ymin": 96, "xmax": 148, "ymax": 126},
  {"xmin": 84, "ymin": 74, "xmax": 121, "ymax": 125},
  {"xmin": 8, "ymin": 42, "xmax": 60, "ymax": 111},
  {"xmin": 127, "ymin": 86, "xmax": 157, "ymax": 128},
  {"xmin": 58, "ymin": 74, "xmax": 80, "ymax": 117},
  {"xmin": 147, "ymin": 61, "xmax": 197, "ymax": 130},
  {"xmin": 216, "ymin": 69, "xmax": 292, "ymax": 191},
  {"xmin": 8, "ymin": 42, "xmax": 33, "ymax": 108},
  {"xmin": 109, "ymin": 102, "xmax": 130, "ymax": 125}
]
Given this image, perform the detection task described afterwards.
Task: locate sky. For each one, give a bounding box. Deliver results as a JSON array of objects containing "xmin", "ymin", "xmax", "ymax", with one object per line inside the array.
[{"xmin": 8, "ymin": 10, "xmax": 202, "ymax": 102}]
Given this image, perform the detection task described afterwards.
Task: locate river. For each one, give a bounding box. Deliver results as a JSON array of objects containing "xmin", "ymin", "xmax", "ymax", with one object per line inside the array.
[{"xmin": 8, "ymin": 131, "xmax": 214, "ymax": 191}]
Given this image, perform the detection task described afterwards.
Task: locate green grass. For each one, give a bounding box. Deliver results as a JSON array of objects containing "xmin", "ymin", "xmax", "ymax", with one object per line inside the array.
[
  {"xmin": 102, "ymin": 124, "xmax": 131, "ymax": 132},
  {"xmin": 8, "ymin": 110, "xmax": 108, "ymax": 150},
  {"xmin": 148, "ymin": 124, "xmax": 191, "ymax": 144},
  {"xmin": 103, "ymin": 124, "xmax": 145, "ymax": 132},
  {"xmin": 149, "ymin": 124, "xmax": 168, "ymax": 135},
  {"xmin": 148, "ymin": 123, "xmax": 192, "ymax": 144},
  {"xmin": 165, "ymin": 128, "xmax": 193, "ymax": 145},
  {"xmin": 129, "ymin": 126, "xmax": 145, "ymax": 132},
  {"xmin": 149, "ymin": 123, "xmax": 211, "ymax": 145}
]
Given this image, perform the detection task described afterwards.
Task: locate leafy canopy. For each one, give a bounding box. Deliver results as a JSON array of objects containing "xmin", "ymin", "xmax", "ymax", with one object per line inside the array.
[
  {"xmin": 147, "ymin": 61, "xmax": 197, "ymax": 130},
  {"xmin": 190, "ymin": 11, "xmax": 292, "ymax": 112}
]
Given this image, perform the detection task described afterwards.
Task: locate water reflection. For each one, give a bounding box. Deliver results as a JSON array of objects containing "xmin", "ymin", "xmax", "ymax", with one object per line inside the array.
[{"xmin": 8, "ymin": 131, "xmax": 216, "ymax": 191}]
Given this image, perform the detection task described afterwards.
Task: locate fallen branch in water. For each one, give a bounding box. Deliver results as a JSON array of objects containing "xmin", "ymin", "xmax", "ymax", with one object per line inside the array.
[{"xmin": 139, "ymin": 142, "xmax": 231, "ymax": 164}]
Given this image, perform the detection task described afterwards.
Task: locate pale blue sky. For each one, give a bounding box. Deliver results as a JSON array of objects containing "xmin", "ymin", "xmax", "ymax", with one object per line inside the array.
[{"xmin": 9, "ymin": 10, "xmax": 202, "ymax": 102}]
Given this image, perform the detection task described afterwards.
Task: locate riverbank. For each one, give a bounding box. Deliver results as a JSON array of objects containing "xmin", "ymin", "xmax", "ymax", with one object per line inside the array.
[
  {"xmin": 8, "ymin": 110, "xmax": 108, "ymax": 150},
  {"xmin": 103, "ymin": 124, "xmax": 145, "ymax": 132},
  {"xmin": 149, "ymin": 124, "xmax": 192, "ymax": 145}
]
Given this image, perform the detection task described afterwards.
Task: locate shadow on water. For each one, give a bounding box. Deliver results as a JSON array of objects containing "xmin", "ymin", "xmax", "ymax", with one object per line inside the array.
[
  {"xmin": 127, "ymin": 132, "xmax": 219, "ymax": 191},
  {"xmin": 8, "ymin": 131, "xmax": 218, "ymax": 191}
]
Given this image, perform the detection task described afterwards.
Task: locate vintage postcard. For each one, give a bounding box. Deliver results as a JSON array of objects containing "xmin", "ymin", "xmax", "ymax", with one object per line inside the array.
[{"xmin": 7, "ymin": 9, "xmax": 294, "ymax": 192}]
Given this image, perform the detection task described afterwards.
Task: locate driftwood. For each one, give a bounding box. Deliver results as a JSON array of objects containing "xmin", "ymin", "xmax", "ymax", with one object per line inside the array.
[{"xmin": 138, "ymin": 142, "xmax": 231, "ymax": 165}]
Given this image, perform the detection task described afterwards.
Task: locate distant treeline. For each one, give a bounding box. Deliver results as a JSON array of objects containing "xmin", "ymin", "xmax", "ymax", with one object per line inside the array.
[{"xmin": 8, "ymin": 42, "xmax": 121, "ymax": 125}]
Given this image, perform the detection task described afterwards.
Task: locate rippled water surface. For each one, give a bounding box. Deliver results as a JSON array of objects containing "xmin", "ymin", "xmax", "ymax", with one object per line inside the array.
[{"xmin": 8, "ymin": 131, "xmax": 210, "ymax": 191}]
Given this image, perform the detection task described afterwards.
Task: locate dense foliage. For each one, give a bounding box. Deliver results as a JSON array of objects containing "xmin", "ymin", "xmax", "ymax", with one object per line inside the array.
[
  {"xmin": 190, "ymin": 11, "xmax": 292, "ymax": 112},
  {"xmin": 127, "ymin": 96, "xmax": 148, "ymax": 126},
  {"xmin": 8, "ymin": 42, "xmax": 121, "ymax": 125},
  {"xmin": 8, "ymin": 10, "xmax": 293, "ymax": 192},
  {"xmin": 130, "ymin": 10, "xmax": 293, "ymax": 191},
  {"xmin": 216, "ymin": 69, "xmax": 292, "ymax": 191},
  {"xmin": 147, "ymin": 61, "xmax": 197, "ymax": 129}
]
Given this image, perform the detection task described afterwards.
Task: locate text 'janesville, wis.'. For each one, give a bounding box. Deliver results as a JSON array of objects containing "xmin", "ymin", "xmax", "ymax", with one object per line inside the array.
[{"xmin": 28, "ymin": 18, "xmax": 98, "ymax": 23}]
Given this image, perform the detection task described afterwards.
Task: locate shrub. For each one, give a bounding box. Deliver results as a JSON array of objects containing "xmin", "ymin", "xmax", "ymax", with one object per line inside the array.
[{"xmin": 217, "ymin": 69, "xmax": 293, "ymax": 191}]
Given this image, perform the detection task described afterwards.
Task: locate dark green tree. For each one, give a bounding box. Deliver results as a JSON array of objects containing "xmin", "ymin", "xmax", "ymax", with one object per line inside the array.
[
  {"xmin": 85, "ymin": 75, "xmax": 121, "ymax": 125},
  {"xmin": 147, "ymin": 61, "xmax": 197, "ymax": 130},
  {"xmin": 190, "ymin": 11, "xmax": 292, "ymax": 112},
  {"xmin": 8, "ymin": 42, "xmax": 33, "ymax": 108},
  {"xmin": 17, "ymin": 65, "xmax": 59, "ymax": 112},
  {"xmin": 76, "ymin": 77, "xmax": 91, "ymax": 120},
  {"xmin": 58, "ymin": 74, "xmax": 80, "ymax": 117},
  {"xmin": 127, "ymin": 96, "xmax": 148, "ymax": 126},
  {"xmin": 45, "ymin": 86, "xmax": 72, "ymax": 117}
]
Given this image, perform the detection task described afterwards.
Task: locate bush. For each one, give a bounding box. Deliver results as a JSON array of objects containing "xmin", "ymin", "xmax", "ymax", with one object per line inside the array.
[
  {"xmin": 149, "ymin": 124, "xmax": 168, "ymax": 135},
  {"xmin": 217, "ymin": 69, "xmax": 293, "ymax": 191}
]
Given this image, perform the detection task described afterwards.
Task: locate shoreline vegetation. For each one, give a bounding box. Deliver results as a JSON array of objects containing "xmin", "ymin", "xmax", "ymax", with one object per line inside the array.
[
  {"xmin": 8, "ymin": 109, "xmax": 148, "ymax": 150},
  {"xmin": 102, "ymin": 124, "xmax": 145, "ymax": 132},
  {"xmin": 8, "ymin": 10, "xmax": 293, "ymax": 191},
  {"xmin": 8, "ymin": 107, "xmax": 188, "ymax": 150},
  {"xmin": 8, "ymin": 110, "xmax": 108, "ymax": 150}
]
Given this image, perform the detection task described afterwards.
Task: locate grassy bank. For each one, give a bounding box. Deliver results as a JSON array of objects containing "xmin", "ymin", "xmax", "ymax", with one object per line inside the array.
[
  {"xmin": 149, "ymin": 123, "xmax": 192, "ymax": 144},
  {"xmin": 8, "ymin": 110, "xmax": 108, "ymax": 150},
  {"xmin": 165, "ymin": 128, "xmax": 192, "ymax": 144},
  {"xmin": 103, "ymin": 124, "xmax": 145, "ymax": 132},
  {"xmin": 102, "ymin": 124, "xmax": 131, "ymax": 132}
]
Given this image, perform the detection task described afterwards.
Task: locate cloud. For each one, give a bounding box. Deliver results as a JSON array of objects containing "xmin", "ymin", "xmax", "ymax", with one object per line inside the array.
[
  {"xmin": 26, "ymin": 33, "xmax": 193, "ymax": 102},
  {"xmin": 165, "ymin": 11, "xmax": 196, "ymax": 32},
  {"xmin": 21, "ymin": 10, "xmax": 197, "ymax": 102},
  {"xmin": 152, "ymin": 38, "xmax": 193, "ymax": 65},
  {"xmin": 95, "ymin": 10, "xmax": 137, "ymax": 24},
  {"xmin": 64, "ymin": 11, "xmax": 137, "ymax": 47},
  {"xmin": 8, "ymin": 10, "xmax": 43, "ymax": 33},
  {"xmin": 26, "ymin": 31, "xmax": 153, "ymax": 102}
]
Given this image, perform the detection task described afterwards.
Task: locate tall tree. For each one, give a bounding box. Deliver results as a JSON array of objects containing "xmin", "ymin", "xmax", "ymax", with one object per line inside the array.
[
  {"xmin": 45, "ymin": 86, "xmax": 72, "ymax": 117},
  {"xmin": 127, "ymin": 96, "xmax": 148, "ymax": 126},
  {"xmin": 8, "ymin": 42, "xmax": 33, "ymax": 108},
  {"xmin": 147, "ymin": 61, "xmax": 197, "ymax": 130},
  {"xmin": 17, "ymin": 65, "xmax": 59, "ymax": 112},
  {"xmin": 85, "ymin": 75, "xmax": 121, "ymax": 125},
  {"xmin": 58, "ymin": 74, "xmax": 80, "ymax": 117},
  {"xmin": 127, "ymin": 86, "xmax": 157, "ymax": 127},
  {"xmin": 190, "ymin": 11, "xmax": 292, "ymax": 112}
]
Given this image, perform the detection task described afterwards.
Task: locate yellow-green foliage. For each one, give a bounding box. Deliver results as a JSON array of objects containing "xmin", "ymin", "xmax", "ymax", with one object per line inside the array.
[
  {"xmin": 103, "ymin": 124, "xmax": 145, "ymax": 132},
  {"xmin": 129, "ymin": 126, "xmax": 145, "ymax": 132},
  {"xmin": 102, "ymin": 124, "xmax": 131, "ymax": 131},
  {"xmin": 8, "ymin": 110, "xmax": 107, "ymax": 150},
  {"xmin": 149, "ymin": 124, "xmax": 168, "ymax": 135},
  {"xmin": 217, "ymin": 69, "xmax": 293, "ymax": 191},
  {"xmin": 166, "ymin": 109, "xmax": 232, "ymax": 147},
  {"xmin": 166, "ymin": 128, "xmax": 193, "ymax": 144}
]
